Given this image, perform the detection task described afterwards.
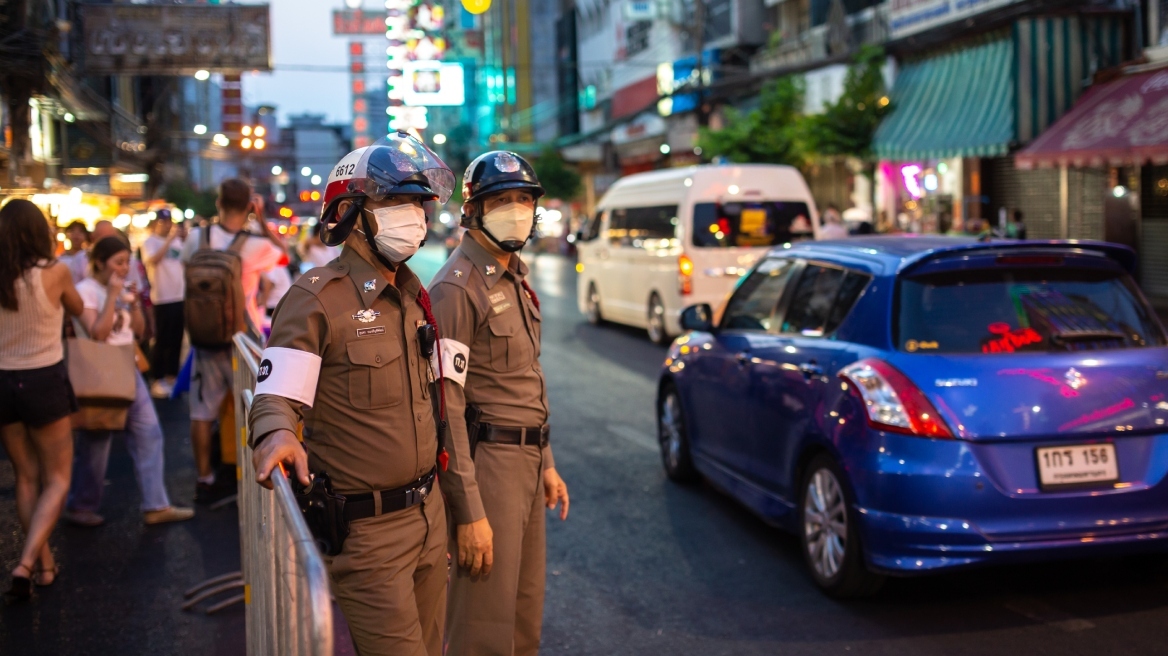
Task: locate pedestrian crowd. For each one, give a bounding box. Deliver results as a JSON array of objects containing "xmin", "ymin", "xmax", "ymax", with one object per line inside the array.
[
  {"xmin": 0, "ymin": 178, "xmax": 323, "ymax": 604},
  {"xmin": 5, "ymin": 139, "xmax": 574, "ymax": 655}
]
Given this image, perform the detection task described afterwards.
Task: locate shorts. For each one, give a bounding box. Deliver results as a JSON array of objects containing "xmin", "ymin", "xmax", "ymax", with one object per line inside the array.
[
  {"xmin": 0, "ymin": 361, "xmax": 79, "ymax": 428},
  {"xmin": 190, "ymin": 348, "xmax": 234, "ymax": 422}
]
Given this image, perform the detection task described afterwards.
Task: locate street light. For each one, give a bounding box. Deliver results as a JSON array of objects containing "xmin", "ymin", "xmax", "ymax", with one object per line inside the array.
[
  {"xmin": 242, "ymin": 125, "xmax": 252, "ymax": 136},
  {"xmin": 271, "ymin": 165, "xmax": 283, "ymax": 175},
  {"xmin": 433, "ymin": 133, "xmax": 447, "ymax": 145},
  {"xmin": 254, "ymin": 126, "xmax": 266, "ymax": 138},
  {"xmin": 193, "ymin": 124, "xmax": 207, "ymax": 135},
  {"xmin": 660, "ymin": 144, "xmax": 671, "ymax": 154},
  {"xmin": 194, "ymin": 70, "xmax": 210, "ymax": 81},
  {"xmin": 213, "ymin": 134, "xmax": 230, "ymax": 147},
  {"xmin": 254, "ymin": 138, "xmax": 266, "ymax": 150},
  {"xmin": 310, "ymin": 174, "xmax": 322, "ymax": 186},
  {"xmin": 241, "ymin": 137, "xmax": 253, "ymax": 149},
  {"xmin": 301, "ymin": 167, "xmax": 312, "ymax": 177}
]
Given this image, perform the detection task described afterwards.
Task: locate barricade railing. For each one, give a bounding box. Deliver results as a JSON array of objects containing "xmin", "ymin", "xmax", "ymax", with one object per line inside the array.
[{"xmin": 232, "ymin": 332, "xmax": 334, "ymax": 656}]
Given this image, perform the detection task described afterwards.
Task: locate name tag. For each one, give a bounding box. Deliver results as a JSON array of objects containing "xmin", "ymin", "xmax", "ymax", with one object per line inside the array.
[
  {"xmin": 488, "ymin": 291, "xmax": 506, "ymax": 305},
  {"xmin": 492, "ymin": 302, "xmax": 513, "ymax": 315},
  {"xmin": 356, "ymin": 326, "xmax": 386, "ymax": 337}
]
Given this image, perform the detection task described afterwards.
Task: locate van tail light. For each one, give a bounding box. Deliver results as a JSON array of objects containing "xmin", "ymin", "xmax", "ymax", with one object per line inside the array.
[
  {"xmin": 838, "ymin": 358, "xmax": 953, "ymax": 439},
  {"xmin": 678, "ymin": 253, "xmax": 694, "ymax": 295}
]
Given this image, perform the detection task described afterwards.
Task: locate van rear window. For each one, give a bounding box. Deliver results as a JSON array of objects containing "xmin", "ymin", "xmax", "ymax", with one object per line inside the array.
[
  {"xmin": 692, "ymin": 201, "xmax": 813, "ymax": 248},
  {"xmin": 897, "ymin": 268, "xmax": 1166, "ymax": 354}
]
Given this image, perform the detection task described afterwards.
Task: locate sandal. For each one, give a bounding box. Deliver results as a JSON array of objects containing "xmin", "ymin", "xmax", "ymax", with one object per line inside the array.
[
  {"xmin": 5, "ymin": 562, "xmax": 33, "ymax": 603},
  {"xmin": 32, "ymin": 564, "xmax": 59, "ymax": 587}
]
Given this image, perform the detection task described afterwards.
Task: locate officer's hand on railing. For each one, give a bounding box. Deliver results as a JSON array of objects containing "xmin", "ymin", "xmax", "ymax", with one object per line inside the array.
[
  {"xmin": 544, "ymin": 467, "xmax": 570, "ymax": 521},
  {"xmin": 253, "ymin": 429, "xmax": 311, "ymax": 490},
  {"xmin": 456, "ymin": 518, "xmax": 494, "ymax": 577}
]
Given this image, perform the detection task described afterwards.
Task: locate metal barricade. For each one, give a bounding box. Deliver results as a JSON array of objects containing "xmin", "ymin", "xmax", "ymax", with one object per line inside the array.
[{"xmin": 232, "ymin": 333, "xmax": 334, "ymax": 656}]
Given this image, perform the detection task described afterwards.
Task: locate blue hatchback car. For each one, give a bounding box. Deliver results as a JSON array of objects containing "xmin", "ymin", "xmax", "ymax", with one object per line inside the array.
[{"xmin": 657, "ymin": 237, "xmax": 1168, "ymax": 597}]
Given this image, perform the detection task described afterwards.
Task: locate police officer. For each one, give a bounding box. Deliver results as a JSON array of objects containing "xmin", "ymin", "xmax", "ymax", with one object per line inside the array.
[
  {"xmin": 250, "ymin": 133, "xmax": 454, "ymax": 656},
  {"xmin": 429, "ymin": 151, "xmax": 570, "ymax": 656}
]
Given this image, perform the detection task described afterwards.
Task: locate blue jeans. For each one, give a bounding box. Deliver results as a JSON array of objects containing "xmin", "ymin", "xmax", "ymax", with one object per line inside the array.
[{"xmin": 68, "ymin": 372, "xmax": 171, "ymax": 513}]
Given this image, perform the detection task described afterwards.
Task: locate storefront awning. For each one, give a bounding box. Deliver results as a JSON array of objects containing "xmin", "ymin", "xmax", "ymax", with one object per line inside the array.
[
  {"xmin": 873, "ymin": 38, "xmax": 1014, "ymax": 161},
  {"xmin": 1015, "ymin": 67, "xmax": 1168, "ymax": 170}
]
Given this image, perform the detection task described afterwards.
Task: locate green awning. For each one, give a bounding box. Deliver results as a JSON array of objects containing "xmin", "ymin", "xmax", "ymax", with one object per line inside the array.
[{"xmin": 873, "ymin": 38, "xmax": 1015, "ymax": 161}]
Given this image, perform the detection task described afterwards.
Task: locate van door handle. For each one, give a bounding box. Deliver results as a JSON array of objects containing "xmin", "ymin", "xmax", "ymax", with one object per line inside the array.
[
  {"xmin": 798, "ymin": 361, "xmax": 823, "ymax": 378},
  {"xmin": 735, "ymin": 352, "xmax": 750, "ymax": 366}
]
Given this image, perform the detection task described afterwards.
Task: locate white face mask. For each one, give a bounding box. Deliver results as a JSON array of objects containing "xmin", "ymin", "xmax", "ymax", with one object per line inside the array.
[
  {"xmin": 481, "ymin": 202, "xmax": 535, "ymax": 251},
  {"xmin": 364, "ymin": 204, "xmax": 427, "ymax": 263}
]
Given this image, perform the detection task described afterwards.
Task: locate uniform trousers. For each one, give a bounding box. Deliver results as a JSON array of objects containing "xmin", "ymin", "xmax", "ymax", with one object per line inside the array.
[
  {"xmin": 326, "ymin": 487, "xmax": 448, "ymax": 656},
  {"xmin": 446, "ymin": 444, "xmax": 546, "ymax": 656}
]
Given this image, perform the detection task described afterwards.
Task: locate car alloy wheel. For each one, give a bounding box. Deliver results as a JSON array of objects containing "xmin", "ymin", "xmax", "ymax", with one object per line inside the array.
[
  {"xmin": 798, "ymin": 454, "xmax": 884, "ymax": 597},
  {"xmin": 647, "ymin": 294, "xmax": 668, "ymax": 344},
  {"xmin": 803, "ymin": 467, "xmax": 848, "ymax": 580},
  {"xmin": 657, "ymin": 387, "xmax": 697, "ymax": 482},
  {"xmin": 586, "ymin": 283, "xmax": 602, "ymax": 325}
]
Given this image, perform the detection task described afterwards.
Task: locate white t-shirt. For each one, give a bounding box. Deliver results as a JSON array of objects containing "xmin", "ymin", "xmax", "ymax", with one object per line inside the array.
[
  {"xmin": 303, "ymin": 243, "xmax": 342, "ymax": 269},
  {"xmin": 77, "ymin": 278, "xmax": 135, "ymax": 346},
  {"xmin": 60, "ymin": 251, "xmax": 89, "ymax": 284},
  {"xmin": 819, "ymin": 222, "xmax": 849, "ymax": 240},
  {"xmin": 263, "ymin": 266, "xmax": 293, "ymax": 310},
  {"xmin": 181, "ymin": 225, "xmax": 284, "ymax": 332},
  {"xmin": 142, "ymin": 234, "xmax": 186, "ymax": 304}
]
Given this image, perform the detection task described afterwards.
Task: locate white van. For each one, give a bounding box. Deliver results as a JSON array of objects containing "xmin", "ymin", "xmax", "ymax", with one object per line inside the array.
[{"xmin": 575, "ymin": 164, "xmax": 819, "ymax": 344}]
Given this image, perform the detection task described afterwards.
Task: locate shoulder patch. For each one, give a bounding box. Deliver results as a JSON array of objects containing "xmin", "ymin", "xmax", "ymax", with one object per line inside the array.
[
  {"xmin": 293, "ymin": 266, "xmax": 344, "ymax": 296},
  {"xmin": 431, "ymin": 256, "xmax": 474, "ymax": 289}
]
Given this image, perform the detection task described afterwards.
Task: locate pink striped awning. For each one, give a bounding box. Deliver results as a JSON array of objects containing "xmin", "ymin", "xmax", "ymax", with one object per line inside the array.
[{"xmin": 1015, "ymin": 67, "xmax": 1168, "ymax": 170}]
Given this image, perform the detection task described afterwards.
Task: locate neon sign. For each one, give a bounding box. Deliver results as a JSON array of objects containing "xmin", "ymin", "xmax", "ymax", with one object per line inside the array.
[
  {"xmin": 981, "ymin": 323, "xmax": 1043, "ymax": 354},
  {"xmin": 900, "ymin": 164, "xmax": 923, "ymax": 199}
]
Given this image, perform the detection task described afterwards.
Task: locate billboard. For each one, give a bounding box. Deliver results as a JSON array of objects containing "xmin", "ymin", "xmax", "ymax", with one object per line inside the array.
[
  {"xmin": 333, "ymin": 9, "xmax": 389, "ymax": 35},
  {"xmin": 888, "ymin": 0, "xmax": 1022, "ymax": 39},
  {"xmin": 402, "ymin": 62, "xmax": 466, "ymax": 107},
  {"xmin": 79, "ymin": 4, "xmax": 271, "ymax": 75}
]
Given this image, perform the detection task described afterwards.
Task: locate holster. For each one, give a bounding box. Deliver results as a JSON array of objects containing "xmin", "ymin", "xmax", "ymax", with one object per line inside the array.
[
  {"xmin": 465, "ymin": 403, "xmax": 484, "ymax": 459},
  {"xmin": 291, "ymin": 471, "xmax": 350, "ymax": 557}
]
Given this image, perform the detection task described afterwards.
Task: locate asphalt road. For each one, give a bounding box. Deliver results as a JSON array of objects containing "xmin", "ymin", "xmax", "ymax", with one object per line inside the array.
[{"xmin": 3, "ymin": 246, "xmax": 1167, "ymax": 655}]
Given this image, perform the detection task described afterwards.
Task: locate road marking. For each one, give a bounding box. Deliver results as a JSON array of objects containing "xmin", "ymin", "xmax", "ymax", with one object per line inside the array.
[
  {"xmin": 1003, "ymin": 597, "xmax": 1095, "ymax": 632},
  {"xmin": 606, "ymin": 424, "xmax": 658, "ymax": 452}
]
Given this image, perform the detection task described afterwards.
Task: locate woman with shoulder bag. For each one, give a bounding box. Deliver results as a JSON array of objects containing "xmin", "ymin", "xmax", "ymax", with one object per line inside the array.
[
  {"xmin": 0, "ymin": 200, "xmax": 84, "ymax": 602},
  {"xmin": 63, "ymin": 237, "xmax": 193, "ymax": 529}
]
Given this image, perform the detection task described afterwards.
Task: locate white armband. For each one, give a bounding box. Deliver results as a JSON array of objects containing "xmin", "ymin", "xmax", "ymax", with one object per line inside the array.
[
  {"xmin": 254, "ymin": 347, "xmax": 322, "ymax": 407},
  {"xmin": 431, "ymin": 338, "xmax": 470, "ymax": 386}
]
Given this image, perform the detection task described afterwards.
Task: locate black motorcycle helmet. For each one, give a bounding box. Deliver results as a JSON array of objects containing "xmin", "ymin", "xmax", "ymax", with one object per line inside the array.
[
  {"xmin": 460, "ymin": 151, "xmax": 544, "ymax": 252},
  {"xmin": 319, "ymin": 132, "xmax": 454, "ymax": 250}
]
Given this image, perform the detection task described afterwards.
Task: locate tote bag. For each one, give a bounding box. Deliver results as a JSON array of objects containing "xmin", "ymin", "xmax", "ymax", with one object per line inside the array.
[{"xmin": 67, "ymin": 318, "xmax": 137, "ymax": 430}]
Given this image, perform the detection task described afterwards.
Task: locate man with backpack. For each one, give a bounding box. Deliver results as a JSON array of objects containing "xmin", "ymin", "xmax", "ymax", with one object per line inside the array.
[{"xmin": 180, "ymin": 178, "xmax": 285, "ymax": 504}]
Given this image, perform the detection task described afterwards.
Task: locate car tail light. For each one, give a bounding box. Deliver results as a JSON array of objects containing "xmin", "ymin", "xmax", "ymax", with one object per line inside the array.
[
  {"xmin": 678, "ymin": 253, "xmax": 694, "ymax": 295},
  {"xmin": 838, "ymin": 358, "xmax": 953, "ymax": 439}
]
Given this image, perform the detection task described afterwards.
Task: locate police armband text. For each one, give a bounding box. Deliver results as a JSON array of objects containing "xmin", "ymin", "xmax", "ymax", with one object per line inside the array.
[
  {"xmin": 432, "ymin": 338, "xmax": 470, "ymax": 386},
  {"xmin": 254, "ymin": 346, "xmax": 323, "ymax": 407}
]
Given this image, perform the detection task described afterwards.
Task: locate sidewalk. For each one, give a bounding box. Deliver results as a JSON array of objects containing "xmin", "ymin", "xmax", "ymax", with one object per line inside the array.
[{"xmin": 0, "ymin": 396, "xmax": 245, "ymax": 655}]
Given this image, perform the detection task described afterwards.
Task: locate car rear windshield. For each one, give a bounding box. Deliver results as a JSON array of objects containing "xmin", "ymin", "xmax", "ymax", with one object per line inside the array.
[
  {"xmin": 692, "ymin": 201, "xmax": 813, "ymax": 248},
  {"xmin": 897, "ymin": 267, "xmax": 1166, "ymax": 354}
]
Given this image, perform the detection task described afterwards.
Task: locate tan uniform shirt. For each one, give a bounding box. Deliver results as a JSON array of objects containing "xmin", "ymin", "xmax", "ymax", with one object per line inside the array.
[
  {"xmin": 428, "ymin": 234, "xmax": 554, "ymax": 524},
  {"xmin": 249, "ymin": 247, "xmax": 438, "ymax": 495}
]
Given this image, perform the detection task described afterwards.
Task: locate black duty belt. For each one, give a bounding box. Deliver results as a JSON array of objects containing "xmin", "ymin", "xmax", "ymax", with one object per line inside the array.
[
  {"xmin": 477, "ymin": 425, "xmax": 550, "ymax": 448},
  {"xmin": 343, "ymin": 469, "xmax": 436, "ymax": 522}
]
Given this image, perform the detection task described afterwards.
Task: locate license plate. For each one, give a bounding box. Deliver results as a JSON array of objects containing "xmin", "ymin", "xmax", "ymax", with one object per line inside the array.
[{"xmin": 1035, "ymin": 444, "xmax": 1119, "ymax": 490}]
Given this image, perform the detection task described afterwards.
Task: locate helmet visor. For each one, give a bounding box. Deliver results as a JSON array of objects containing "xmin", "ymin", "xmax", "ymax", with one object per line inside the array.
[{"xmin": 349, "ymin": 134, "xmax": 455, "ymax": 205}]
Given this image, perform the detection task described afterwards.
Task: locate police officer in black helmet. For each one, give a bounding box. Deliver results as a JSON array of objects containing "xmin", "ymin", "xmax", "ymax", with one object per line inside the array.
[
  {"xmin": 250, "ymin": 132, "xmax": 454, "ymax": 656},
  {"xmin": 429, "ymin": 151, "xmax": 569, "ymax": 655}
]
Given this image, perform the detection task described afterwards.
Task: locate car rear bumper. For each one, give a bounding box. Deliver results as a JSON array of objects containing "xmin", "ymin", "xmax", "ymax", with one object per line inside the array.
[{"xmin": 843, "ymin": 431, "xmax": 1168, "ymax": 574}]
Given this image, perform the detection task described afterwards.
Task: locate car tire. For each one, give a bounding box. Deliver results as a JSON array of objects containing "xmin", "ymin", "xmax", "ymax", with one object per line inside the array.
[
  {"xmin": 647, "ymin": 293, "xmax": 670, "ymax": 345},
  {"xmin": 657, "ymin": 385, "xmax": 698, "ymax": 483},
  {"xmin": 798, "ymin": 453, "xmax": 885, "ymax": 598},
  {"xmin": 585, "ymin": 283, "xmax": 604, "ymax": 325}
]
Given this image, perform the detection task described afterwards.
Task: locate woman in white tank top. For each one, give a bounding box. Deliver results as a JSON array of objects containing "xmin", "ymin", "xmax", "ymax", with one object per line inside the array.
[{"xmin": 0, "ymin": 199, "xmax": 83, "ymax": 602}]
